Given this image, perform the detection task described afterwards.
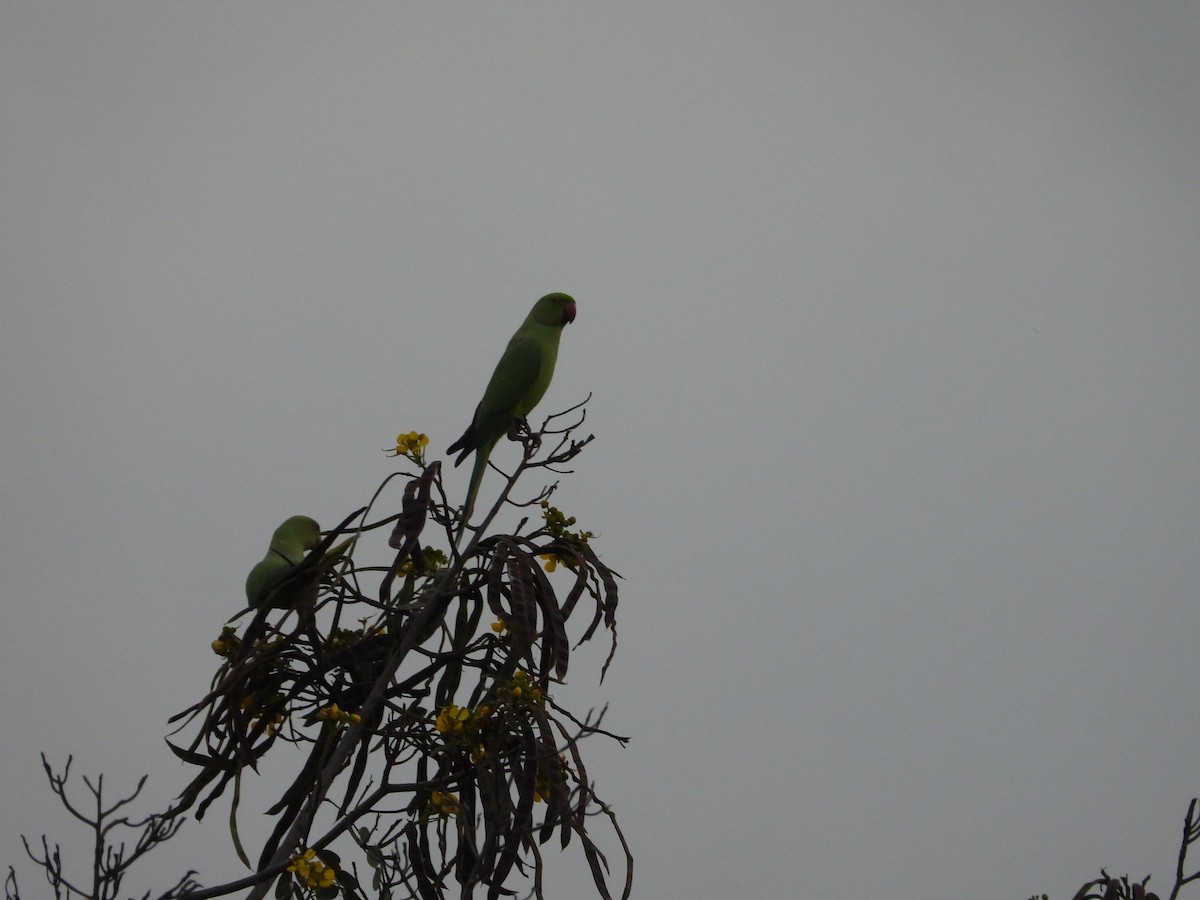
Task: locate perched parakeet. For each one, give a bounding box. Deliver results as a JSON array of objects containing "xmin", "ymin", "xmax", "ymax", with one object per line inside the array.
[
  {"xmin": 244, "ymin": 515, "xmax": 322, "ymax": 609},
  {"xmin": 446, "ymin": 292, "xmax": 576, "ymax": 538}
]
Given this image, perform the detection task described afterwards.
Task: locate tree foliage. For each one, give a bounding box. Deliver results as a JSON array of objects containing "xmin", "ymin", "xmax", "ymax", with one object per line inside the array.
[
  {"xmin": 1026, "ymin": 797, "xmax": 1200, "ymax": 900},
  {"xmin": 9, "ymin": 403, "xmax": 632, "ymax": 900}
]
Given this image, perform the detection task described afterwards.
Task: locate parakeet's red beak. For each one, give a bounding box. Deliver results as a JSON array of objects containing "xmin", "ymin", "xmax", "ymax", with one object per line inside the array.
[{"xmin": 562, "ymin": 301, "xmax": 576, "ymax": 324}]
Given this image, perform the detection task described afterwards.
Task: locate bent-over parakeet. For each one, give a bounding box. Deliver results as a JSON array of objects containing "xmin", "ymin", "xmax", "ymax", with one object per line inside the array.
[
  {"xmin": 245, "ymin": 515, "xmax": 322, "ymax": 609},
  {"xmin": 446, "ymin": 292, "xmax": 576, "ymax": 539}
]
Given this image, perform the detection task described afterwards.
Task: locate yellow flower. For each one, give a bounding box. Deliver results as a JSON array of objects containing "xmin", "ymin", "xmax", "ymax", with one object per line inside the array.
[
  {"xmin": 429, "ymin": 789, "xmax": 460, "ymax": 817},
  {"xmin": 316, "ymin": 703, "xmax": 361, "ymax": 725},
  {"xmin": 392, "ymin": 430, "xmax": 431, "ymax": 462},
  {"xmin": 435, "ymin": 704, "xmax": 490, "ymax": 742},
  {"xmin": 210, "ymin": 626, "xmax": 240, "ymax": 657},
  {"xmin": 491, "ymin": 617, "xmax": 507, "ymax": 633},
  {"xmin": 436, "ymin": 705, "xmax": 471, "ymax": 734},
  {"xmin": 287, "ymin": 848, "xmax": 337, "ymax": 889},
  {"xmin": 539, "ymin": 549, "xmax": 583, "ymax": 573},
  {"xmin": 509, "ymin": 670, "xmax": 543, "ymax": 704}
]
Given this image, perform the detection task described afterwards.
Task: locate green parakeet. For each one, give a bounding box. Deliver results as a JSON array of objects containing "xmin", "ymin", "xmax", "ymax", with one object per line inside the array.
[
  {"xmin": 446, "ymin": 292, "xmax": 576, "ymax": 539},
  {"xmin": 244, "ymin": 515, "xmax": 322, "ymax": 609}
]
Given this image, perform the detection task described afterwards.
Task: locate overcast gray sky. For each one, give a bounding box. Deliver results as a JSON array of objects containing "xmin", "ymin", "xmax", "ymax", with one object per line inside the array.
[{"xmin": 3, "ymin": 3, "xmax": 1199, "ymax": 898}]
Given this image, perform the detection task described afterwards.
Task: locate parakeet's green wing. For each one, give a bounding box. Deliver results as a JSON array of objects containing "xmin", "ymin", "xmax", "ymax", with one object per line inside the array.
[
  {"xmin": 446, "ymin": 339, "xmax": 549, "ymax": 465},
  {"xmin": 468, "ymin": 337, "xmax": 545, "ymax": 447}
]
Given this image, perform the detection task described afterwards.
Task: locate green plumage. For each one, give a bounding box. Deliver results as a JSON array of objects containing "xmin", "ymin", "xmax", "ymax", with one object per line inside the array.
[
  {"xmin": 245, "ymin": 515, "xmax": 322, "ymax": 609},
  {"xmin": 447, "ymin": 292, "xmax": 576, "ymax": 540}
]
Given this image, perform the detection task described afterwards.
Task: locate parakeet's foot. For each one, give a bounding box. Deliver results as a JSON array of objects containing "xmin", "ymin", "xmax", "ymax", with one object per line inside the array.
[
  {"xmin": 508, "ymin": 416, "xmax": 543, "ymax": 454},
  {"xmin": 506, "ymin": 416, "xmax": 529, "ymax": 440}
]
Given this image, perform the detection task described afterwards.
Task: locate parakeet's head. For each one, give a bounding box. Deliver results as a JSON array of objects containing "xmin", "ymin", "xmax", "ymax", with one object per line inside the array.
[
  {"xmin": 530, "ymin": 292, "xmax": 576, "ymax": 327},
  {"xmin": 270, "ymin": 516, "xmax": 322, "ymax": 554}
]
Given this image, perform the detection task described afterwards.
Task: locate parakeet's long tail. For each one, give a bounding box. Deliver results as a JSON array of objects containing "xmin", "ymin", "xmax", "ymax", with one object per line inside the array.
[{"xmin": 454, "ymin": 436, "xmax": 496, "ymax": 545}]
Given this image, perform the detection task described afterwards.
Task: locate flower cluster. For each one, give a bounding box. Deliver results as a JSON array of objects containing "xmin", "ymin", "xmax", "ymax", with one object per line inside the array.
[
  {"xmin": 508, "ymin": 670, "xmax": 543, "ymax": 705},
  {"xmin": 435, "ymin": 703, "xmax": 490, "ymax": 735},
  {"xmin": 428, "ymin": 789, "xmax": 460, "ymax": 818},
  {"xmin": 210, "ymin": 625, "xmax": 242, "ymax": 658},
  {"xmin": 315, "ymin": 702, "xmax": 361, "ymax": 726},
  {"xmin": 396, "ymin": 546, "xmax": 448, "ymax": 577},
  {"xmin": 435, "ymin": 703, "xmax": 490, "ymax": 762},
  {"xmin": 288, "ymin": 848, "xmax": 337, "ymax": 889},
  {"xmin": 538, "ymin": 501, "xmax": 594, "ymax": 571},
  {"xmin": 391, "ymin": 430, "xmax": 430, "ymax": 464},
  {"xmin": 539, "ymin": 500, "xmax": 578, "ymax": 536}
]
